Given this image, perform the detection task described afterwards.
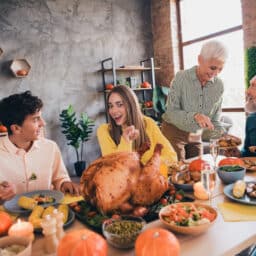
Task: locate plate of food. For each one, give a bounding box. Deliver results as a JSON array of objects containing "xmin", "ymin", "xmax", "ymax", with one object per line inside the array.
[
  {"xmin": 240, "ymin": 157, "xmax": 256, "ymax": 172},
  {"xmin": 31, "ymin": 204, "xmax": 75, "ymax": 233},
  {"xmin": 4, "ymin": 190, "xmax": 64, "ymax": 214},
  {"xmin": 223, "ymin": 181, "xmax": 256, "ymax": 205},
  {"xmin": 69, "ymin": 186, "xmax": 195, "ymax": 232},
  {"xmin": 169, "ymin": 171, "xmax": 195, "ymax": 192},
  {"xmin": 218, "ymin": 134, "xmax": 242, "ymax": 148},
  {"xmin": 159, "ymin": 202, "xmax": 217, "ymax": 235},
  {"xmin": 144, "ymin": 186, "xmax": 194, "ymax": 222},
  {"xmin": 69, "ymin": 200, "xmax": 109, "ymax": 233}
]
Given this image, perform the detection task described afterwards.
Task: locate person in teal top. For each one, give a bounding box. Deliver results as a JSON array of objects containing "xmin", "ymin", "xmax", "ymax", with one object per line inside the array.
[
  {"xmin": 241, "ymin": 75, "xmax": 256, "ymax": 157},
  {"xmin": 161, "ymin": 40, "xmax": 228, "ymax": 160}
]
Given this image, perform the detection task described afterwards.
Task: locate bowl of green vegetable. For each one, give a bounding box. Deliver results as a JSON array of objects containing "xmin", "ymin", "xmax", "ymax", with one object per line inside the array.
[
  {"xmin": 217, "ymin": 165, "xmax": 245, "ymax": 184},
  {"xmin": 102, "ymin": 215, "xmax": 145, "ymax": 249}
]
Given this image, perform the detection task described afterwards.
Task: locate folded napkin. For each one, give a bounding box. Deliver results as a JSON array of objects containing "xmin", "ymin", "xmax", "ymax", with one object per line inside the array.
[
  {"xmin": 60, "ymin": 193, "xmax": 84, "ymax": 205},
  {"xmin": 218, "ymin": 202, "xmax": 256, "ymax": 221}
]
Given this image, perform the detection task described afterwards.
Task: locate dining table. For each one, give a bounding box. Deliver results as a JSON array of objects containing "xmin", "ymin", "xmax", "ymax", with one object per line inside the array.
[{"xmin": 12, "ymin": 154, "xmax": 256, "ymax": 255}]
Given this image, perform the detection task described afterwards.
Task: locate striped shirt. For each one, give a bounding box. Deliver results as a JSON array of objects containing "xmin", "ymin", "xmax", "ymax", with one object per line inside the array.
[{"xmin": 162, "ymin": 66, "xmax": 224, "ymax": 133}]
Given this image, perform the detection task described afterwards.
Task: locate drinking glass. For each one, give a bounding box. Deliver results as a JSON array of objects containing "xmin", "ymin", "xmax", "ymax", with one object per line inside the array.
[
  {"xmin": 209, "ymin": 138, "xmax": 219, "ymax": 170},
  {"xmin": 201, "ymin": 165, "xmax": 216, "ymax": 206}
]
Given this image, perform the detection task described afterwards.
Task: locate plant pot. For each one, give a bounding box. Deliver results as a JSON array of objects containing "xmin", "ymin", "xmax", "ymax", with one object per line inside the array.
[{"xmin": 74, "ymin": 161, "xmax": 86, "ymax": 177}]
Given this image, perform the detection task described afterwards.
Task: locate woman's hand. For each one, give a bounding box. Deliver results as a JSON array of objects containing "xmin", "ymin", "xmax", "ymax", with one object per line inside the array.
[
  {"xmin": 194, "ymin": 113, "xmax": 214, "ymax": 130},
  {"xmin": 122, "ymin": 125, "xmax": 139, "ymax": 143},
  {"xmin": 0, "ymin": 181, "xmax": 16, "ymax": 203}
]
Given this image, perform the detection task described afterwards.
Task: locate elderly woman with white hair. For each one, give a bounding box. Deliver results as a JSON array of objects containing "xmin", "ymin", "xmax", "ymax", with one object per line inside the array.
[{"xmin": 161, "ymin": 40, "xmax": 228, "ymax": 160}]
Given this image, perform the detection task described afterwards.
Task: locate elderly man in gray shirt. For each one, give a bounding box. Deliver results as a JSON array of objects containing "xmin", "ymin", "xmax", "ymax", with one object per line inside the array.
[{"xmin": 162, "ymin": 40, "xmax": 228, "ymax": 160}]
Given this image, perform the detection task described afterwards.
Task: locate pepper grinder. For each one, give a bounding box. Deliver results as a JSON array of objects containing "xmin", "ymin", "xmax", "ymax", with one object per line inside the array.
[
  {"xmin": 41, "ymin": 214, "xmax": 59, "ymax": 254},
  {"xmin": 52, "ymin": 209, "xmax": 65, "ymax": 240}
]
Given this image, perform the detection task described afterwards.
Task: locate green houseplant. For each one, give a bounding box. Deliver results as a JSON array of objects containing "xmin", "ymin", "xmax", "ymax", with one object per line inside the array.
[
  {"xmin": 244, "ymin": 46, "xmax": 256, "ymax": 89},
  {"xmin": 59, "ymin": 105, "xmax": 95, "ymax": 176}
]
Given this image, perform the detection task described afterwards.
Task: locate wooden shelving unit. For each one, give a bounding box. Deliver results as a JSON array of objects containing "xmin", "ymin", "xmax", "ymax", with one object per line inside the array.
[{"xmin": 99, "ymin": 57, "xmax": 159, "ymax": 121}]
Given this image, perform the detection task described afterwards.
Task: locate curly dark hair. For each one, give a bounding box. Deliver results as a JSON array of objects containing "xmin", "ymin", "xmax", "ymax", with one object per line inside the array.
[{"xmin": 0, "ymin": 91, "xmax": 43, "ymax": 134}]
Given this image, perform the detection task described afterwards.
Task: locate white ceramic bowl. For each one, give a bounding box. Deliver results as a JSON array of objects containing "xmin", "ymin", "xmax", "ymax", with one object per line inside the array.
[
  {"xmin": 0, "ymin": 236, "xmax": 32, "ymax": 256},
  {"xmin": 159, "ymin": 202, "xmax": 217, "ymax": 235}
]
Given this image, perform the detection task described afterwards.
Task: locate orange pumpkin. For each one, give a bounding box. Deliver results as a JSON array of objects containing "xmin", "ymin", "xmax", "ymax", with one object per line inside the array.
[
  {"xmin": 135, "ymin": 228, "xmax": 180, "ymax": 256},
  {"xmin": 0, "ymin": 211, "xmax": 13, "ymax": 235},
  {"xmin": 189, "ymin": 158, "xmax": 209, "ymax": 172},
  {"xmin": 57, "ymin": 229, "xmax": 107, "ymax": 256},
  {"xmin": 218, "ymin": 157, "xmax": 244, "ymax": 167}
]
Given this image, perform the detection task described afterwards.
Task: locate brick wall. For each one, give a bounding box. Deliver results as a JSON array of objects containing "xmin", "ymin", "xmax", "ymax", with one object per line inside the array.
[
  {"xmin": 241, "ymin": 0, "xmax": 256, "ymax": 48},
  {"xmin": 151, "ymin": 0, "xmax": 180, "ymax": 87}
]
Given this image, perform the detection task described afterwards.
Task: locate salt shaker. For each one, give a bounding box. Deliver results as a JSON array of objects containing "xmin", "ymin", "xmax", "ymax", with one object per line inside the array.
[
  {"xmin": 41, "ymin": 214, "xmax": 58, "ymax": 254},
  {"xmin": 52, "ymin": 209, "xmax": 65, "ymax": 240}
]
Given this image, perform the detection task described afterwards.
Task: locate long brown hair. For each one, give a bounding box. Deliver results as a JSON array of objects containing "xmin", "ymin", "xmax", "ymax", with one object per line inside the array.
[{"xmin": 107, "ymin": 85, "xmax": 148, "ymax": 150}]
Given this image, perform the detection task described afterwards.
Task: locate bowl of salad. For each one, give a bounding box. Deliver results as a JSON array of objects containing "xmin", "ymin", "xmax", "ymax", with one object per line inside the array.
[{"xmin": 159, "ymin": 202, "xmax": 217, "ymax": 235}]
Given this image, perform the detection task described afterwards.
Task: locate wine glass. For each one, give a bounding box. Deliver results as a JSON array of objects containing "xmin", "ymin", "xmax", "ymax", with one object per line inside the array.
[
  {"xmin": 201, "ymin": 165, "xmax": 216, "ymax": 206},
  {"xmin": 209, "ymin": 138, "xmax": 219, "ymax": 170}
]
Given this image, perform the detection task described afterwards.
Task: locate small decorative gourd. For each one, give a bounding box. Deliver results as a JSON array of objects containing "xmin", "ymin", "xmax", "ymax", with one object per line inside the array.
[
  {"xmin": 189, "ymin": 158, "xmax": 208, "ymax": 172},
  {"xmin": 218, "ymin": 157, "xmax": 244, "ymax": 167}
]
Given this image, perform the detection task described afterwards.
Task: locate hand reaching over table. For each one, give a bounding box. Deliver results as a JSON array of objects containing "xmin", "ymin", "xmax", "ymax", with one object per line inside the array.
[
  {"xmin": 60, "ymin": 181, "xmax": 81, "ymax": 197},
  {"xmin": 194, "ymin": 113, "xmax": 214, "ymax": 130},
  {"xmin": 0, "ymin": 181, "xmax": 16, "ymax": 203}
]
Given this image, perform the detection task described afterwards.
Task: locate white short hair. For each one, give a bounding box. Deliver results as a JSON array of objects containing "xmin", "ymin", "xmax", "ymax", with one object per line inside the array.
[{"xmin": 200, "ymin": 40, "xmax": 228, "ymax": 62}]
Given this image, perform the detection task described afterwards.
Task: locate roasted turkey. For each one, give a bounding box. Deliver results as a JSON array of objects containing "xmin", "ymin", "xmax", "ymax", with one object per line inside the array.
[{"xmin": 80, "ymin": 144, "xmax": 169, "ymax": 215}]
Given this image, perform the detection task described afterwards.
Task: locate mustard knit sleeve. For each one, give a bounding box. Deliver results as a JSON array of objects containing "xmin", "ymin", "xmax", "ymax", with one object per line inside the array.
[
  {"xmin": 145, "ymin": 117, "xmax": 177, "ymax": 164},
  {"xmin": 97, "ymin": 124, "xmax": 132, "ymax": 156}
]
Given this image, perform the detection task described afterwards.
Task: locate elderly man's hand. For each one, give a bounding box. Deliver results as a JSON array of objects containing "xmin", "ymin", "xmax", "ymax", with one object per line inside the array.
[
  {"xmin": 61, "ymin": 181, "xmax": 81, "ymax": 196},
  {"xmin": 194, "ymin": 113, "xmax": 214, "ymax": 130}
]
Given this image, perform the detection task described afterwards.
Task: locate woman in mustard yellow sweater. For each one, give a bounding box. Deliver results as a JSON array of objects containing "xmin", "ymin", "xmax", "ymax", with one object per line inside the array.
[{"xmin": 97, "ymin": 85, "xmax": 177, "ymax": 175}]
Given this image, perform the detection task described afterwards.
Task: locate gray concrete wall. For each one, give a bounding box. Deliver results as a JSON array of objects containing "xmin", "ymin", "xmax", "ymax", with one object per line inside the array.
[{"xmin": 0, "ymin": 0, "xmax": 153, "ymax": 176}]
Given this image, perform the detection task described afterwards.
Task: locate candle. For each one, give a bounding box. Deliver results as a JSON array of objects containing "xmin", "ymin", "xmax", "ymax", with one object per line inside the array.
[
  {"xmin": 8, "ymin": 219, "xmax": 34, "ymax": 242},
  {"xmin": 193, "ymin": 181, "xmax": 209, "ymax": 200}
]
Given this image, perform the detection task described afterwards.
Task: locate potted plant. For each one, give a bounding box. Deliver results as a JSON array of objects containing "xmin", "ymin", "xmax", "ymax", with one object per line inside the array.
[
  {"xmin": 245, "ymin": 46, "xmax": 256, "ymax": 88},
  {"xmin": 59, "ymin": 105, "xmax": 95, "ymax": 177}
]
